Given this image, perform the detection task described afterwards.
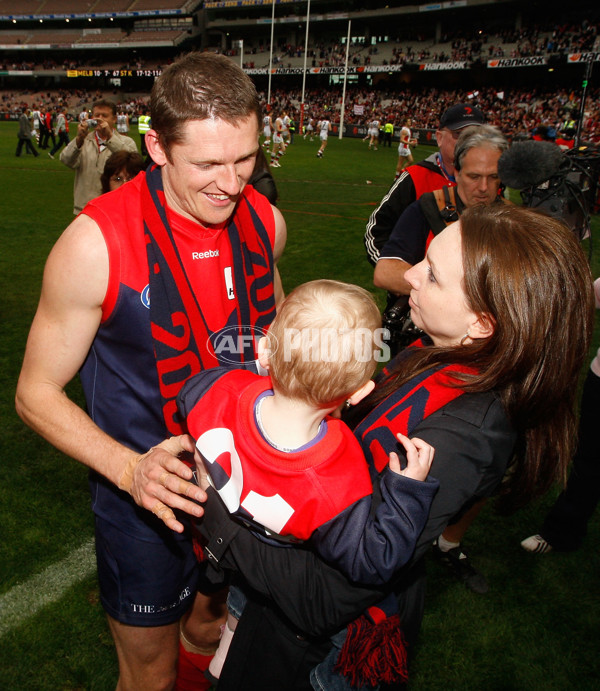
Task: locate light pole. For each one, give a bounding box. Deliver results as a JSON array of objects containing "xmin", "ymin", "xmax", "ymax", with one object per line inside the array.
[{"xmin": 300, "ymin": 0, "xmax": 311, "ymax": 135}]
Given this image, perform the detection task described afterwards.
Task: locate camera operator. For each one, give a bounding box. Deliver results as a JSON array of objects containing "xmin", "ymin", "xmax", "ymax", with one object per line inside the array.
[
  {"xmin": 498, "ymin": 138, "xmax": 597, "ymax": 242},
  {"xmin": 60, "ymin": 99, "xmax": 138, "ymax": 214}
]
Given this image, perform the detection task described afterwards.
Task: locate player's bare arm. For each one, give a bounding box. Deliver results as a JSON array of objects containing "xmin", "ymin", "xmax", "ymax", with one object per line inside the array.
[
  {"xmin": 15, "ymin": 214, "xmax": 206, "ymax": 532},
  {"xmin": 272, "ymin": 205, "xmax": 287, "ymax": 306}
]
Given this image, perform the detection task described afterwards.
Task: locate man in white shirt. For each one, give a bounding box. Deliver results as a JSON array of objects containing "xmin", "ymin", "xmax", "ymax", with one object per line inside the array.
[{"xmin": 60, "ymin": 99, "xmax": 138, "ymax": 214}]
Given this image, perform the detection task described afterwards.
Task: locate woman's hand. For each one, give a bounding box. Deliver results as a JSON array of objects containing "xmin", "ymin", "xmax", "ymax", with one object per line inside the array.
[{"xmin": 388, "ymin": 432, "xmax": 434, "ymax": 481}]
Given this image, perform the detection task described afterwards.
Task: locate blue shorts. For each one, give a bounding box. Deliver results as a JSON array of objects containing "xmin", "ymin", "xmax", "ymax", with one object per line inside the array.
[{"xmin": 94, "ymin": 515, "xmax": 200, "ymax": 626}]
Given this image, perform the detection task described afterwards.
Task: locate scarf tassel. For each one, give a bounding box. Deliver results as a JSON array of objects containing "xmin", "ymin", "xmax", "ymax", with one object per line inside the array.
[{"xmin": 334, "ymin": 607, "xmax": 408, "ymax": 688}]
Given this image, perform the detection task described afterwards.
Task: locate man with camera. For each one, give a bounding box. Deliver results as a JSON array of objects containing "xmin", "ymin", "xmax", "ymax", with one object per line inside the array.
[{"xmin": 60, "ymin": 99, "xmax": 138, "ymax": 214}]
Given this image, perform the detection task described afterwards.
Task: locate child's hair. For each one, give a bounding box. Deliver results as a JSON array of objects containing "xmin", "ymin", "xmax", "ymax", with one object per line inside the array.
[{"xmin": 267, "ymin": 280, "xmax": 383, "ymax": 407}]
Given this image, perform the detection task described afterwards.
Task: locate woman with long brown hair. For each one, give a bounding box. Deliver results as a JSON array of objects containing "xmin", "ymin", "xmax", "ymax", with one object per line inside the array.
[{"xmin": 195, "ymin": 204, "xmax": 595, "ymax": 690}]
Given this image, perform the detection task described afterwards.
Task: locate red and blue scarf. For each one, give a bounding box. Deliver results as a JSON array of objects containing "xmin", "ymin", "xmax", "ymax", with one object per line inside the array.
[
  {"xmin": 356, "ymin": 341, "xmax": 477, "ymax": 476},
  {"xmin": 141, "ymin": 164, "xmax": 276, "ymax": 435}
]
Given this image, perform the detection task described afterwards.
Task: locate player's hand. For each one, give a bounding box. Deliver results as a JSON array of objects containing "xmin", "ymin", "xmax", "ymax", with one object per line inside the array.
[
  {"xmin": 119, "ymin": 434, "xmax": 207, "ymax": 533},
  {"xmin": 388, "ymin": 432, "xmax": 434, "ymax": 481}
]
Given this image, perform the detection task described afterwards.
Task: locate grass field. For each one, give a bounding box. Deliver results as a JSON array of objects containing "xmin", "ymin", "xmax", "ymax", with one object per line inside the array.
[{"xmin": 1, "ymin": 120, "xmax": 599, "ymax": 691}]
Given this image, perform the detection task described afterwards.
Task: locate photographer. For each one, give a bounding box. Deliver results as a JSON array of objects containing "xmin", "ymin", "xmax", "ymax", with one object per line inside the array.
[{"xmin": 60, "ymin": 99, "xmax": 138, "ymax": 214}]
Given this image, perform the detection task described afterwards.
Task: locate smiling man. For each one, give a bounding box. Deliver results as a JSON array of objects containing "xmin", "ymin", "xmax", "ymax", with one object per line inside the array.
[
  {"xmin": 374, "ymin": 124, "xmax": 508, "ymax": 297},
  {"xmin": 16, "ymin": 52, "xmax": 286, "ymax": 691}
]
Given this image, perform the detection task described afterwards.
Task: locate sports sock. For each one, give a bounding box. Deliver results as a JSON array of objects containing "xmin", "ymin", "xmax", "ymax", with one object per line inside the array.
[
  {"xmin": 436, "ymin": 534, "xmax": 460, "ymax": 553},
  {"xmin": 175, "ymin": 639, "xmax": 215, "ymax": 691}
]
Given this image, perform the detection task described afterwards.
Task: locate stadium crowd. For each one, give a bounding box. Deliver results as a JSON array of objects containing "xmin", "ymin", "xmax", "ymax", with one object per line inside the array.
[
  {"xmin": 266, "ymin": 86, "xmax": 600, "ymax": 141},
  {"xmin": 4, "ymin": 83, "xmax": 600, "ymax": 143},
  {"xmin": 2, "ymin": 13, "xmax": 599, "ymax": 142},
  {"xmin": 6, "ymin": 4, "xmax": 600, "ymax": 683}
]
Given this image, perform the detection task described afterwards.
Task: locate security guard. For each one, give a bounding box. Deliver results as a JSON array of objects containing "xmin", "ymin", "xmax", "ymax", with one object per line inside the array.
[
  {"xmin": 137, "ymin": 108, "xmax": 151, "ymax": 157},
  {"xmin": 384, "ymin": 120, "xmax": 394, "ymax": 147}
]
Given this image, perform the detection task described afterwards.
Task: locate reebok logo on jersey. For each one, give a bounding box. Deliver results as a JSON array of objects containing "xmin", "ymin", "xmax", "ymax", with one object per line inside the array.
[{"xmin": 192, "ymin": 249, "xmax": 220, "ymax": 260}]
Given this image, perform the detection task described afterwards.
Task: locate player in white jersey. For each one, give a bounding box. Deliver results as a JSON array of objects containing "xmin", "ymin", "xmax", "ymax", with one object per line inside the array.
[
  {"xmin": 304, "ymin": 116, "xmax": 315, "ymax": 141},
  {"xmin": 263, "ymin": 113, "xmax": 272, "ymax": 147},
  {"xmin": 31, "ymin": 106, "xmax": 42, "ymax": 141},
  {"xmin": 271, "ymin": 112, "xmax": 285, "ymax": 167},
  {"xmin": 282, "ymin": 112, "xmax": 291, "ymax": 145},
  {"xmin": 316, "ymin": 117, "xmax": 331, "ymax": 158},
  {"xmin": 368, "ymin": 117, "xmax": 380, "ymax": 150},
  {"xmin": 116, "ymin": 108, "xmax": 130, "ymax": 134},
  {"xmin": 395, "ymin": 118, "xmax": 418, "ymax": 177}
]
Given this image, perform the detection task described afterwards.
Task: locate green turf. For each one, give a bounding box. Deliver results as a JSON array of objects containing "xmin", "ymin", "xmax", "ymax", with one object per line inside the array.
[{"xmin": 1, "ymin": 121, "xmax": 599, "ymax": 690}]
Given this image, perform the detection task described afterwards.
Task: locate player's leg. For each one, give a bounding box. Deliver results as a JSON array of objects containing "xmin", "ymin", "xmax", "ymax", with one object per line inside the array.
[
  {"xmin": 108, "ymin": 616, "xmax": 179, "ymax": 691},
  {"xmin": 271, "ymin": 139, "xmax": 282, "ymax": 167},
  {"xmin": 180, "ymin": 589, "xmax": 229, "ymax": 687},
  {"xmin": 181, "ymin": 590, "xmax": 228, "ymax": 647},
  {"xmin": 395, "ymin": 155, "xmax": 404, "ymax": 178},
  {"xmin": 95, "ymin": 515, "xmax": 200, "ymax": 691}
]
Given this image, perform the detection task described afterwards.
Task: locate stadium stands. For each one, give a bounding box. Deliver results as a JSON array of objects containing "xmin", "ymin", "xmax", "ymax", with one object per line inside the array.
[
  {"xmin": 0, "ymin": 1, "xmax": 45, "ymax": 14},
  {"xmin": 129, "ymin": 0, "xmax": 190, "ymax": 9},
  {"xmin": 121, "ymin": 29, "xmax": 188, "ymax": 44},
  {"xmin": 32, "ymin": 1, "xmax": 97, "ymax": 13},
  {"xmin": 1, "ymin": 0, "xmax": 599, "ymax": 143},
  {"xmin": 0, "ymin": 0, "xmax": 193, "ymax": 14}
]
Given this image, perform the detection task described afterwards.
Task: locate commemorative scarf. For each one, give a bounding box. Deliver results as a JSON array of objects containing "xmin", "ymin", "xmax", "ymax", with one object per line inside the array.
[
  {"xmin": 141, "ymin": 164, "xmax": 277, "ymax": 435},
  {"xmin": 355, "ymin": 340, "xmax": 477, "ymax": 476},
  {"xmin": 336, "ymin": 341, "xmax": 476, "ymax": 686}
]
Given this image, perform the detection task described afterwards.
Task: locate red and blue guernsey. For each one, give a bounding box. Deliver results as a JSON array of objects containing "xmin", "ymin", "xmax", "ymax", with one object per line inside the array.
[
  {"xmin": 80, "ymin": 166, "xmax": 277, "ymax": 538},
  {"xmin": 178, "ymin": 367, "xmax": 439, "ymax": 585}
]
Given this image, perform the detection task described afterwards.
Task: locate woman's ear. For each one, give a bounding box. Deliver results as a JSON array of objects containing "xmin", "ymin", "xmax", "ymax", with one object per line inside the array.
[{"xmin": 469, "ymin": 312, "xmax": 495, "ymax": 340}]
